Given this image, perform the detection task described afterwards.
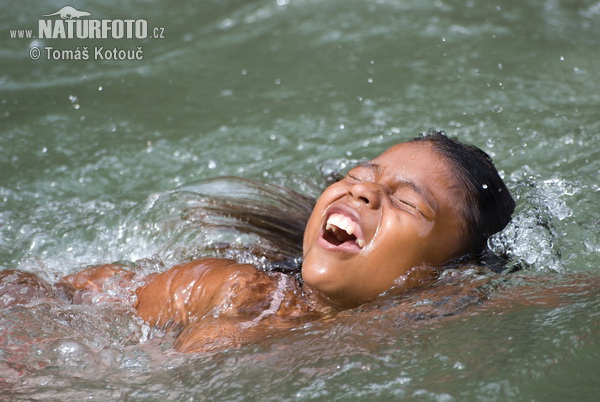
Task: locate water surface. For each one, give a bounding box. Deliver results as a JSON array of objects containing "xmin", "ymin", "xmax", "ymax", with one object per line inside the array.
[{"xmin": 1, "ymin": 0, "xmax": 599, "ymax": 400}]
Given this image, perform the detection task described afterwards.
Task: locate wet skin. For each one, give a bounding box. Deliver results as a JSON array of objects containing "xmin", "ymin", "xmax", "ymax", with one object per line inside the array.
[
  {"xmin": 302, "ymin": 141, "xmax": 468, "ymax": 308},
  {"xmin": 1, "ymin": 141, "xmax": 472, "ymax": 352}
]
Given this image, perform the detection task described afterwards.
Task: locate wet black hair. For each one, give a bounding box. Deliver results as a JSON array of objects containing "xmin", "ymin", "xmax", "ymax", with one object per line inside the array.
[
  {"xmin": 410, "ymin": 130, "xmax": 515, "ymax": 260},
  {"xmin": 177, "ymin": 132, "xmax": 514, "ymax": 277},
  {"xmin": 174, "ymin": 177, "xmax": 314, "ymax": 277}
]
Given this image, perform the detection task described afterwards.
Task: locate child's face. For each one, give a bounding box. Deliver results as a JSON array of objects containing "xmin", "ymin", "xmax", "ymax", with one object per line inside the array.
[{"xmin": 302, "ymin": 141, "xmax": 467, "ymax": 308}]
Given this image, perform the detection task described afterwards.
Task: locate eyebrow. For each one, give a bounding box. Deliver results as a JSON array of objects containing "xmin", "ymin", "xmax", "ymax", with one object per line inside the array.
[{"xmin": 356, "ymin": 162, "xmax": 439, "ymax": 214}]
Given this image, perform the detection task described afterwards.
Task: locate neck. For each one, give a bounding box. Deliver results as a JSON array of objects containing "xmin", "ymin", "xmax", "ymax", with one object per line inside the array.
[{"xmin": 301, "ymin": 283, "xmax": 342, "ymax": 316}]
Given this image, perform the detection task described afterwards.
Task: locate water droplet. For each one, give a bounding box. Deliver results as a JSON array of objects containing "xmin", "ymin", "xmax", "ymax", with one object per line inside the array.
[
  {"xmin": 274, "ymin": 79, "xmax": 281, "ymax": 85},
  {"xmin": 220, "ymin": 19, "xmax": 234, "ymax": 29},
  {"xmin": 208, "ymin": 160, "xmax": 216, "ymax": 169},
  {"xmin": 367, "ymin": 78, "xmax": 373, "ymax": 83},
  {"xmin": 46, "ymin": 339, "xmax": 95, "ymax": 368},
  {"xmin": 560, "ymin": 56, "xmax": 565, "ymax": 61},
  {"xmin": 482, "ymin": 184, "xmax": 488, "ymax": 189}
]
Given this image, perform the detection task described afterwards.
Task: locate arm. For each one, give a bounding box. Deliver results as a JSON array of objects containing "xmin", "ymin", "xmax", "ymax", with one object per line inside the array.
[
  {"xmin": 0, "ymin": 270, "xmax": 53, "ymax": 307},
  {"xmin": 59, "ymin": 257, "xmax": 318, "ymax": 353}
]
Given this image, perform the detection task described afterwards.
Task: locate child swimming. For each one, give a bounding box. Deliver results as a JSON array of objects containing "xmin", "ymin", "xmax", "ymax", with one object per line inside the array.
[{"xmin": 1, "ymin": 131, "xmax": 515, "ymax": 353}]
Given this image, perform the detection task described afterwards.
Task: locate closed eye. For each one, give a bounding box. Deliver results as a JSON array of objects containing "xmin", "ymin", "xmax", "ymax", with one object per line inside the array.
[
  {"xmin": 347, "ymin": 173, "xmax": 361, "ymax": 181},
  {"xmin": 390, "ymin": 195, "xmax": 428, "ymax": 218},
  {"xmin": 391, "ymin": 195, "xmax": 417, "ymax": 210},
  {"xmin": 346, "ymin": 165, "xmax": 374, "ymax": 182}
]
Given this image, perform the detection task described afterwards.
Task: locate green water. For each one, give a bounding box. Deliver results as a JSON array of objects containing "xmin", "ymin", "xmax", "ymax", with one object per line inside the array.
[{"xmin": 1, "ymin": 0, "xmax": 599, "ymax": 400}]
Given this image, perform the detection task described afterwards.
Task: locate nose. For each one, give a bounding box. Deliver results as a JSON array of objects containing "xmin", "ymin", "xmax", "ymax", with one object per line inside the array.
[{"xmin": 349, "ymin": 182, "xmax": 382, "ymax": 209}]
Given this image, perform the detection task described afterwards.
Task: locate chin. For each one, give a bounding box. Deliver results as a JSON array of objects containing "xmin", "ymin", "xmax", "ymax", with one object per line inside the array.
[
  {"xmin": 301, "ymin": 264, "xmax": 356, "ymax": 309},
  {"xmin": 300, "ymin": 260, "xmax": 328, "ymax": 289},
  {"xmin": 302, "ymin": 260, "xmax": 338, "ymax": 292}
]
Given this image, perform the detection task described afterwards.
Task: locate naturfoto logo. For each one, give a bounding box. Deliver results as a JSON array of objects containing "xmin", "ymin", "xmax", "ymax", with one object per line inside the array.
[
  {"xmin": 9, "ymin": 5, "xmax": 165, "ymax": 61},
  {"xmin": 43, "ymin": 6, "xmax": 91, "ymax": 19},
  {"xmin": 39, "ymin": 5, "xmax": 149, "ymax": 39}
]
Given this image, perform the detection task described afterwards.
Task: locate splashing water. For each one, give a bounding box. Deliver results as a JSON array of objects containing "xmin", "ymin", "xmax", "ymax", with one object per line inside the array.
[{"xmin": 1, "ymin": 0, "xmax": 599, "ymax": 400}]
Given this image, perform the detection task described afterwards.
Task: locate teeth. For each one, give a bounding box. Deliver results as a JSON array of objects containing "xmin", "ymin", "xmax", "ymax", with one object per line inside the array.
[
  {"xmin": 325, "ymin": 213, "xmax": 365, "ymax": 248},
  {"xmin": 346, "ymin": 222, "xmax": 354, "ymax": 235},
  {"xmin": 326, "ymin": 214, "xmax": 355, "ymax": 236}
]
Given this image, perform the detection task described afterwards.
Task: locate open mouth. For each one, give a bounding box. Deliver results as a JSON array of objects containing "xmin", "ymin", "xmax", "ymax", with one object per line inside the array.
[{"xmin": 321, "ymin": 213, "xmax": 365, "ymax": 250}]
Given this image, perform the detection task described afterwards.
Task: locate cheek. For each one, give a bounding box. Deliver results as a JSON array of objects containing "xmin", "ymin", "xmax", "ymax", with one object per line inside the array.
[
  {"xmin": 303, "ymin": 185, "xmax": 346, "ymax": 250},
  {"xmin": 415, "ymin": 219, "xmax": 435, "ymax": 238},
  {"xmin": 431, "ymin": 220, "xmax": 467, "ymax": 261},
  {"xmin": 371, "ymin": 217, "xmax": 434, "ymax": 265},
  {"xmin": 302, "ymin": 203, "xmax": 327, "ymax": 257},
  {"xmin": 302, "ymin": 215, "xmax": 318, "ymax": 256},
  {"xmin": 383, "ymin": 213, "xmax": 434, "ymax": 241}
]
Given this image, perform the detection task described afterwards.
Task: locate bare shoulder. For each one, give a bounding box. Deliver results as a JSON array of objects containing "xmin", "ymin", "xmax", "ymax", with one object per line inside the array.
[
  {"xmin": 134, "ymin": 258, "xmax": 280, "ymax": 329},
  {"xmin": 134, "ymin": 257, "xmax": 320, "ymax": 353},
  {"xmin": 135, "ymin": 257, "xmax": 268, "ymax": 302}
]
